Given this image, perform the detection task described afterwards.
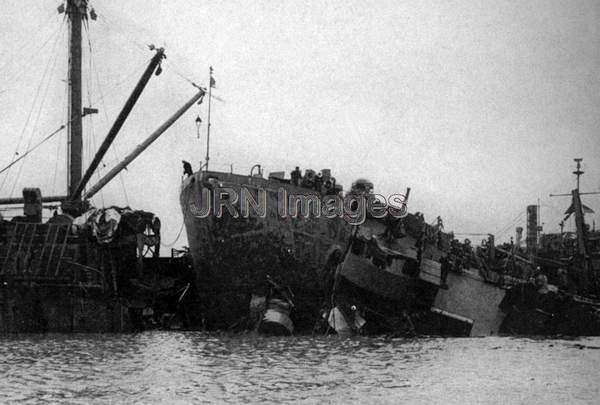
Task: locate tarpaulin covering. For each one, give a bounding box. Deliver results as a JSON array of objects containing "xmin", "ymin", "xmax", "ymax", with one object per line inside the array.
[{"xmin": 72, "ymin": 206, "xmax": 159, "ymax": 244}]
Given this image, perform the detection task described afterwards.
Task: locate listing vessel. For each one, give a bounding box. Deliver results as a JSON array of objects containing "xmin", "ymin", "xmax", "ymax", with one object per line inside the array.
[{"xmin": 329, "ymin": 182, "xmax": 507, "ymax": 337}]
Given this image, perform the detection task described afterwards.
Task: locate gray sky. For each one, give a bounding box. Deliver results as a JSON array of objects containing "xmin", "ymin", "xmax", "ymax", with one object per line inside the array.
[{"xmin": 1, "ymin": 0, "xmax": 599, "ymax": 247}]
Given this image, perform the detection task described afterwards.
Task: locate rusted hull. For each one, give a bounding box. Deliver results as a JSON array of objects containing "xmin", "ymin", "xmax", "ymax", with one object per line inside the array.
[{"xmin": 180, "ymin": 171, "xmax": 351, "ymax": 331}]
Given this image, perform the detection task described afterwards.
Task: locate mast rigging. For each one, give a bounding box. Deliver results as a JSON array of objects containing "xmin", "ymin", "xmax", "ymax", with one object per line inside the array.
[
  {"xmin": 84, "ymin": 89, "xmax": 206, "ymax": 200},
  {"xmin": 69, "ymin": 46, "xmax": 166, "ymax": 201}
]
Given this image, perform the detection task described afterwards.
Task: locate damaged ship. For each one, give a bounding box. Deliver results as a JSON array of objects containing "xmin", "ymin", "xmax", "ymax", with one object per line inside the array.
[
  {"xmin": 1, "ymin": 0, "xmax": 203, "ymax": 333},
  {"xmin": 493, "ymin": 159, "xmax": 600, "ymax": 335},
  {"xmin": 328, "ymin": 180, "xmax": 507, "ymax": 337},
  {"xmin": 180, "ymin": 166, "xmax": 352, "ymax": 332}
]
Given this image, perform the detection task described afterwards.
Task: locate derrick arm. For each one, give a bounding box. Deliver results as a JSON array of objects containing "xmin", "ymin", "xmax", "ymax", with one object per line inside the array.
[
  {"xmin": 83, "ymin": 89, "xmax": 205, "ymax": 200},
  {"xmin": 70, "ymin": 48, "xmax": 166, "ymax": 201}
]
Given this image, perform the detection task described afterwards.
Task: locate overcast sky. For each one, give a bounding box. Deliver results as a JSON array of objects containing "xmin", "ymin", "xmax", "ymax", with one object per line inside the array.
[{"xmin": 1, "ymin": 0, "xmax": 599, "ymax": 247}]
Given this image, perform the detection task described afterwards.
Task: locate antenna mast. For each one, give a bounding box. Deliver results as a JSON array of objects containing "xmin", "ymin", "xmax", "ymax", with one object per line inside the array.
[
  {"xmin": 205, "ymin": 66, "xmax": 214, "ymax": 171},
  {"xmin": 573, "ymin": 158, "xmax": 584, "ymax": 192}
]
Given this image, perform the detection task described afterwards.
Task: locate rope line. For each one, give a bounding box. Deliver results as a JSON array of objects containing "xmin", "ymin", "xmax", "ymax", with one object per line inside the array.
[
  {"xmin": 0, "ymin": 125, "xmax": 66, "ymax": 176},
  {"xmin": 9, "ymin": 32, "xmax": 62, "ymax": 198},
  {"xmin": 86, "ymin": 24, "xmax": 130, "ymax": 205},
  {"xmin": 1, "ymin": 21, "xmax": 65, "ymax": 196},
  {"xmin": 160, "ymin": 220, "xmax": 185, "ymax": 248},
  {"xmin": 0, "ymin": 13, "xmax": 63, "ymax": 76}
]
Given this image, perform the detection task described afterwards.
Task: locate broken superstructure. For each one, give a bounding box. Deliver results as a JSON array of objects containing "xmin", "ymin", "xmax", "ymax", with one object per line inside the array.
[{"xmin": 0, "ymin": 1, "xmax": 204, "ymax": 333}]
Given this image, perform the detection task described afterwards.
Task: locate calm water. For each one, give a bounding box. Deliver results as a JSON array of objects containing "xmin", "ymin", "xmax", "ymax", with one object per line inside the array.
[{"xmin": 0, "ymin": 333, "xmax": 599, "ymax": 404}]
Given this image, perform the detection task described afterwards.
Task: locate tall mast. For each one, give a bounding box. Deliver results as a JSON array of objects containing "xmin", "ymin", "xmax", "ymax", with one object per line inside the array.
[
  {"xmin": 205, "ymin": 66, "xmax": 213, "ymax": 171},
  {"xmin": 573, "ymin": 158, "xmax": 583, "ymax": 192},
  {"xmin": 66, "ymin": 0, "xmax": 86, "ymax": 197},
  {"xmin": 548, "ymin": 158, "xmax": 600, "ymax": 292}
]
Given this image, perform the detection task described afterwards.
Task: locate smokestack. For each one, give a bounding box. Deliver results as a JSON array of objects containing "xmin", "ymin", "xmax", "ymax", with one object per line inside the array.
[{"xmin": 526, "ymin": 205, "xmax": 538, "ymax": 254}]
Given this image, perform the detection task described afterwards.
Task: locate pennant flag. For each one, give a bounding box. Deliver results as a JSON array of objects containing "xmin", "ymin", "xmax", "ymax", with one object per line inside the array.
[
  {"xmin": 210, "ymin": 76, "xmax": 216, "ymax": 88},
  {"xmin": 564, "ymin": 202, "xmax": 595, "ymax": 220}
]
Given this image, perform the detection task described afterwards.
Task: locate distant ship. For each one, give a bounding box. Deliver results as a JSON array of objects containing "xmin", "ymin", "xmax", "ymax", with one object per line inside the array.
[{"xmin": 493, "ymin": 159, "xmax": 600, "ymax": 335}]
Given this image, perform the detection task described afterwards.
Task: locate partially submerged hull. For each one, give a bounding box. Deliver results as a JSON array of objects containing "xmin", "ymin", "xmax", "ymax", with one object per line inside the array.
[
  {"xmin": 499, "ymin": 284, "xmax": 600, "ymax": 335},
  {"xmin": 338, "ymin": 252, "xmax": 428, "ymax": 305},
  {"xmin": 180, "ymin": 170, "xmax": 350, "ymax": 331},
  {"xmin": 432, "ymin": 269, "xmax": 506, "ymax": 336},
  {"xmin": 180, "ymin": 171, "xmax": 512, "ymax": 336},
  {"xmin": 331, "ymin": 215, "xmax": 443, "ymax": 335},
  {"xmin": 332, "ymin": 215, "xmax": 507, "ymax": 337},
  {"xmin": 0, "ymin": 206, "xmax": 165, "ymax": 333}
]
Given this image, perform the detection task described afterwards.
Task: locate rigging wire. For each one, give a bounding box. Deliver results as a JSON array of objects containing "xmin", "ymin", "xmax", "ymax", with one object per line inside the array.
[
  {"xmin": 160, "ymin": 220, "xmax": 185, "ymax": 248},
  {"xmin": 494, "ymin": 209, "xmax": 525, "ymax": 235},
  {"xmin": 83, "ymin": 23, "xmax": 106, "ymax": 208},
  {"xmin": 0, "ymin": 18, "xmax": 67, "ymax": 105},
  {"xmin": 89, "ymin": 59, "xmax": 150, "ymax": 106},
  {"xmin": 83, "ymin": 16, "xmax": 152, "ymax": 106},
  {"xmin": 9, "ymin": 31, "xmax": 62, "ymax": 198},
  {"xmin": 0, "ymin": 12, "xmax": 62, "ymax": 75},
  {"xmin": 51, "ymin": 127, "xmax": 63, "ymax": 195},
  {"xmin": 53, "ymin": 56, "xmax": 71, "ymax": 196},
  {"xmin": 95, "ymin": 7, "xmax": 203, "ymax": 93},
  {"xmin": 0, "ymin": 27, "xmax": 61, "ymax": 192},
  {"xmin": 85, "ymin": 23, "xmax": 129, "ymax": 205},
  {"xmin": 88, "ymin": 115, "xmax": 105, "ymax": 208},
  {"xmin": 496, "ymin": 213, "xmax": 525, "ymax": 238},
  {"xmin": 168, "ymin": 66, "xmax": 200, "ymax": 88},
  {"xmin": 495, "ymin": 211, "xmax": 526, "ymax": 240},
  {"xmin": 0, "ymin": 125, "xmax": 66, "ymax": 177},
  {"xmin": 95, "ymin": 9, "xmax": 151, "ymax": 54},
  {"xmin": 0, "ymin": 21, "xmax": 65, "ymax": 196}
]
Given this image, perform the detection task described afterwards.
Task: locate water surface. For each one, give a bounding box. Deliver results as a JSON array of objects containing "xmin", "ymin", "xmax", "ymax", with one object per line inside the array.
[{"xmin": 1, "ymin": 333, "xmax": 598, "ymax": 404}]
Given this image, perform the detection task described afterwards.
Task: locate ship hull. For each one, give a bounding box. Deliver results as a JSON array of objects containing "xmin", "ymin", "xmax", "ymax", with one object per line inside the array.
[
  {"xmin": 332, "ymin": 218, "xmax": 508, "ymax": 336},
  {"xmin": 431, "ymin": 269, "xmax": 507, "ymax": 336},
  {"xmin": 180, "ymin": 171, "xmax": 351, "ymax": 331},
  {"xmin": 331, "ymin": 224, "xmax": 442, "ymax": 335},
  {"xmin": 499, "ymin": 284, "xmax": 600, "ymax": 335}
]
